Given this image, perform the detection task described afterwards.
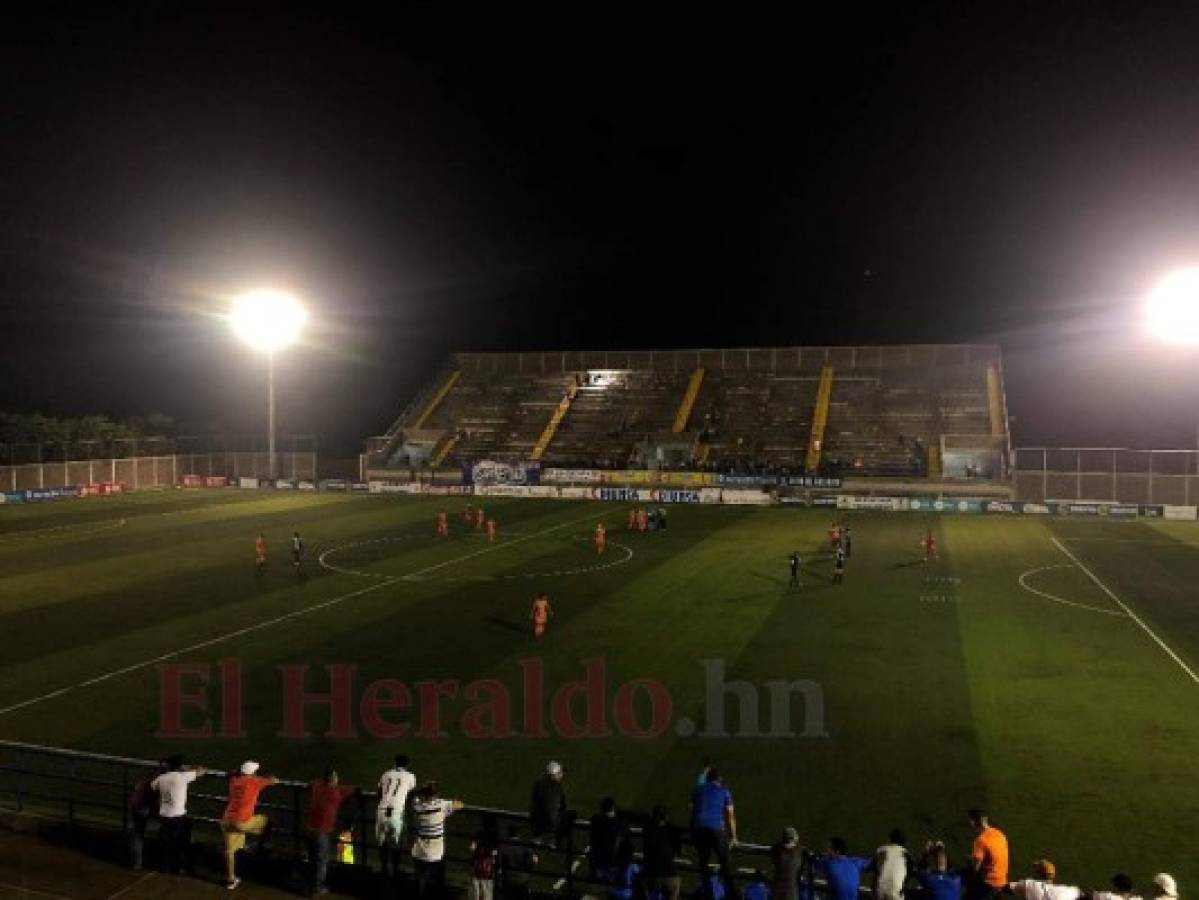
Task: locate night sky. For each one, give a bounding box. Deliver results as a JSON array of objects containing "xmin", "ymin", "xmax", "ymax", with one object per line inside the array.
[{"xmin": 4, "ymin": 5, "xmax": 1199, "ymax": 455}]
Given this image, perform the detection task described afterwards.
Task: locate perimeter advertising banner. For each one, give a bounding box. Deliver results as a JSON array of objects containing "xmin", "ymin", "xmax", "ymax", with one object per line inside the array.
[
  {"xmin": 542, "ymin": 468, "xmax": 602, "ymax": 484},
  {"xmin": 466, "ymin": 459, "xmax": 540, "ymax": 486}
]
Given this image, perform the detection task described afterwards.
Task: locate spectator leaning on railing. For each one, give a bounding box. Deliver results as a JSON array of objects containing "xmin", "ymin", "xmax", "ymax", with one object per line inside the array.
[
  {"xmin": 589, "ymin": 796, "xmax": 628, "ymax": 883},
  {"xmin": 498, "ymin": 823, "xmax": 539, "ymax": 899},
  {"xmin": 916, "ymin": 841, "xmax": 963, "ymax": 900},
  {"xmin": 412, "ymin": 781, "xmax": 465, "ymax": 900},
  {"xmin": 377, "ymin": 753, "xmax": 417, "ymax": 880},
  {"xmin": 770, "ymin": 827, "xmax": 803, "ymax": 900},
  {"xmin": 127, "ymin": 760, "xmax": 165, "ymax": 871},
  {"xmin": 1091, "ymin": 874, "xmax": 1142, "ymax": 900},
  {"xmin": 818, "ymin": 837, "xmax": 872, "ymax": 900},
  {"xmin": 221, "ymin": 760, "xmax": 280, "ymax": 890},
  {"xmin": 1152, "ymin": 875, "xmax": 1179, "ymax": 900},
  {"xmin": 150, "ymin": 754, "xmax": 208, "ymax": 877},
  {"xmin": 305, "ymin": 768, "xmax": 358, "ymax": 896}
]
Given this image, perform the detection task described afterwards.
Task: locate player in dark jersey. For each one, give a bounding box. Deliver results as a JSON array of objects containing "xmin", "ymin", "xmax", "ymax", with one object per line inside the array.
[
  {"xmin": 788, "ymin": 551, "xmax": 801, "ymax": 589},
  {"xmin": 292, "ymin": 531, "xmax": 303, "ymax": 568},
  {"xmin": 833, "ymin": 545, "xmax": 846, "ymax": 584}
]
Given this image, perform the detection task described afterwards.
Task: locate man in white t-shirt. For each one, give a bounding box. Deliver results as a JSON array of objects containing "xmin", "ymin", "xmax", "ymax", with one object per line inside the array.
[
  {"xmin": 150, "ymin": 754, "xmax": 208, "ymax": 876},
  {"xmin": 411, "ymin": 782, "xmax": 465, "ymax": 899},
  {"xmin": 377, "ymin": 754, "xmax": 417, "ymax": 878},
  {"xmin": 874, "ymin": 829, "xmax": 913, "ymax": 900},
  {"xmin": 1090, "ymin": 873, "xmax": 1141, "ymax": 900},
  {"xmin": 1010, "ymin": 859, "xmax": 1081, "ymax": 900}
]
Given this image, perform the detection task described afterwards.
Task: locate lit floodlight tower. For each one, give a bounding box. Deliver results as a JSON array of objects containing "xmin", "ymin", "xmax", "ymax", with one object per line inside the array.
[
  {"xmin": 229, "ymin": 290, "xmax": 307, "ymax": 480},
  {"xmin": 1147, "ymin": 268, "xmax": 1199, "ymax": 346}
]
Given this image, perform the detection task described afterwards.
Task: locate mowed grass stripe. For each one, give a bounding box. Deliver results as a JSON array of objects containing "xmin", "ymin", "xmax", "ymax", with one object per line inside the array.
[{"xmin": 0, "ymin": 498, "xmax": 588, "ymax": 709}]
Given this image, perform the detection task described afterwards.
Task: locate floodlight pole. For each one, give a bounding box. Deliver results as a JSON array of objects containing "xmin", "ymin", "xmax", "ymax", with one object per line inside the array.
[{"xmin": 267, "ymin": 350, "xmax": 277, "ymax": 482}]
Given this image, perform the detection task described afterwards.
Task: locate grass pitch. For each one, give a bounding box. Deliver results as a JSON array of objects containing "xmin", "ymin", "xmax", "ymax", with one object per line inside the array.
[{"xmin": 1, "ymin": 490, "xmax": 1197, "ymax": 890}]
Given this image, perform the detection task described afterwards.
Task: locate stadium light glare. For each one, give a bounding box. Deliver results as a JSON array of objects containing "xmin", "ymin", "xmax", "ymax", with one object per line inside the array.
[
  {"xmin": 229, "ymin": 289, "xmax": 307, "ymax": 481},
  {"xmin": 1147, "ymin": 268, "xmax": 1199, "ymax": 345},
  {"xmin": 229, "ymin": 289, "xmax": 306, "ymax": 353}
]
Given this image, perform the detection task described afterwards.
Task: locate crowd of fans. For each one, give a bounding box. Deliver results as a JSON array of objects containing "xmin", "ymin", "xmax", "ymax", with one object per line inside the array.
[{"xmin": 126, "ymin": 754, "xmax": 1180, "ymax": 900}]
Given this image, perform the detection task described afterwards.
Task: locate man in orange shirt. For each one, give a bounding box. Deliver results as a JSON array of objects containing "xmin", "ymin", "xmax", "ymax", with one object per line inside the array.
[
  {"xmin": 476, "ymin": 507, "xmax": 485, "ymax": 530},
  {"xmin": 595, "ymin": 523, "xmax": 607, "ymax": 554},
  {"xmin": 487, "ymin": 518, "xmax": 497, "ymax": 543},
  {"xmin": 968, "ymin": 808, "xmax": 1009, "ymax": 900},
  {"xmin": 437, "ymin": 512, "xmax": 449, "ymax": 536},
  {"xmin": 637, "ymin": 508, "xmax": 648, "ymax": 532},
  {"xmin": 255, "ymin": 533, "xmax": 266, "ymax": 571},
  {"xmin": 627, "ymin": 508, "xmax": 637, "ymax": 530},
  {"xmin": 221, "ymin": 761, "xmax": 281, "ymax": 889}
]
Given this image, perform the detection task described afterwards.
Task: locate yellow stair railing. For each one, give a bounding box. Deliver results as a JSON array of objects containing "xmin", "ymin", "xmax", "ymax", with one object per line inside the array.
[
  {"xmin": 985, "ymin": 365, "xmax": 1006, "ymax": 437},
  {"xmin": 431, "ymin": 432, "xmax": 460, "ymax": 468},
  {"xmin": 531, "ymin": 381, "xmax": 579, "ymax": 461},
  {"xmin": 804, "ymin": 365, "xmax": 835, "ymax": 473},
  {"xmin": 413, "ymin": 370, "xmax": 461, "ymax": 430},
  {"xmin": 672, "ymin": 367, "xmax": 705, "ymax": 433}
]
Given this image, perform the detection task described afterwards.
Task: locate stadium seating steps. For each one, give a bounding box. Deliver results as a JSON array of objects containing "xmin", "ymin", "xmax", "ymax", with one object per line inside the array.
[{"xmin": 374, "ymin": 347, "xmax": 1004, "ymax": 477}]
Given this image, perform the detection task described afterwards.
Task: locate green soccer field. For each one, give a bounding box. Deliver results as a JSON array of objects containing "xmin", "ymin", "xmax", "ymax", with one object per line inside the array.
[{"xmin": 1, "ymin": 490, "xmax": 1197, "ymax": 890}]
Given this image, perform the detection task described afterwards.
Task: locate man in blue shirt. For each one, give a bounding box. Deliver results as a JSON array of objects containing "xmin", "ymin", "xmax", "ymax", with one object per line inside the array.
[
  {"xmin": 690, "ymin": 770, "xmax": 738, "ymax": 900},
  {"xmin": 818, "ymin": 838, "xmax": 871, "ymax": 900}
]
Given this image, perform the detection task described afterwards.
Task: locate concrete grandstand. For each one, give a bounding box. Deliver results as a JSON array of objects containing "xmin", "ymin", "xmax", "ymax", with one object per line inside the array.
[{"xmin": 366, "ymin": 345, "xmax": 1011, "ymax": 488}]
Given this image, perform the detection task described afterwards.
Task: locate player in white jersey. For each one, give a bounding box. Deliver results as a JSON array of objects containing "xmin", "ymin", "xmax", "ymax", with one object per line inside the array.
[{"xmin": 377, "ymin": 753, "xmax": 416, "ymax": 878}]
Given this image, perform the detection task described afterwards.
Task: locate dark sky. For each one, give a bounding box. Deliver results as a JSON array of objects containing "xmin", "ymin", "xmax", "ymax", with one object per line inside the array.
[{"xmin": 4, "ymin": 4, "xmax": 1199, "ymax": 454}]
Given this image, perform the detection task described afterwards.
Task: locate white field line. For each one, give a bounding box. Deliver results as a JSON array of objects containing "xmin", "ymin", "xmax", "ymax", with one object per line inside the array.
[
  {"xmin": 0, "ymin": 512, "xmax": 601, "ymax": 718},
  {"xmin": 107, "ymin": 872, "xmax": 156, "ymax": 900},
  {"xmin": 1052, "ymin": 536, "xmax": 1199, "ymax": 686},
  {"xmin": 1016, "ymin": 564, "xmax": 1126, "ymax": 617},
  {"xmin": 0, "ymin": 882, "xmax": 73, "ymax": 900},
  {"xmin": 0, "ymin": 517, "xmax": 127, "ymax": 544}
]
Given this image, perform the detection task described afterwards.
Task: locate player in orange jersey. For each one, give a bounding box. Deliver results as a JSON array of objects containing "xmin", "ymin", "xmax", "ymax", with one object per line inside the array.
[
  {"xmin": 476, "ymin": 507, "xmax": 485, "ymax": 530},
  {"xmin": 637, "ymin": 508, "xmax": 648, "ymax": 532},
  {"xmin": 922, "ymin": 529, "xmax": 938, "ymax": 562},
  {"xmin": 255, "ymin": 533, "xmax": 266, "ymax": 570},
  {"xmin": 595, "ymin": 522, "xmax": 607, "ymax": 554},
  {"xmin": 487, "ymin": 518, "xmax": 497, "ymax": 543},
  {"xmin": 530, "ymin": 593, "xmax": 552, "ymax": 639},
  {"xmin": 627, "ymin": 508, "xmax": 637, "ymax": 530},
  {"xmin": 437, "ymin": 511, "xmax": 448, "ymax": 536}
]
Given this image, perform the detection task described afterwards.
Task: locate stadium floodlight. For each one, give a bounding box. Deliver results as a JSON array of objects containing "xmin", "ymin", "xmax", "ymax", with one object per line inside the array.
[
  {"xmin": 229, "ymin": 290, "xmax": 307, "ymax": 481},
  {"xmin": 1147, "ymin": 268, "xmax": 1199, "ymax": 345}
]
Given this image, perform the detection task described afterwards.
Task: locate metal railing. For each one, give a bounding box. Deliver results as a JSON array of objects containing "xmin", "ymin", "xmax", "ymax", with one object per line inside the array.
[{"xmin": 0, "ymin": 740, "xmax": 793, "ymax": 896}]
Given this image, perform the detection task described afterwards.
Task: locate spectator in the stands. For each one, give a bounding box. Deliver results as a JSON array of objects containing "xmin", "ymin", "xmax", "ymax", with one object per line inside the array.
[
  {"xmin": 640, "ymin": 804, "xmax": 682, "ymax": 900},
  {"xmin": 127, "ymin": 760, "xmax": 165, "ymax": 870},
  {"xmin": 608, "ymin": 837, "xmax": 640, "ymax": 900},
  {"xmin": 745, "ymin": 871, "xmax": 771, "ymax": 900},
  {"xmin": 690, "ymin": 769, "xmax": 738, "ymax": 900},
  {"xmin": 875, "ymin": 828, "xmax": 913, "ymax": 900},
  {"xmin": 917, "ymin": 841, "xmax": 962, "ymax": 900},
  {"xmin": 411, "ymin": 781, "xmax": 465, "ymax": 899},
  {"xmin": 1152, "ymin": 875, "xmax": 1178, "ymax": 900},
  {"xmin": 151, "ymin": 754, "xmax": 208, "ymax": 877},
  {"xmin": 771, "ymin": 827, "xmax": 803, "ymax": 900},
  {"xmin": 1092, "ymin": 874, "xmax": 1142, "ymax": 900},
  {"xmin": 589, "ymin": 796, "xmax": 627, "ymax": 883},
  {"xmin": 499, "ymin": 824, "xmax": 539, "ymax": 898},
  {"xmin": 1009, "ymin": 859, "xmax": 1079, "ymax": 900},
  {"xmin": 968, "ymin": 809, "xmax": 1009, "ymax": 900},
  {"xmin": 470, "ymin": 815, "xmax": 501, "ymax": 900},
  {"xmin": 819, "ymin": 837, "xmax": 872, "ymax": 900},
  {"xmin": 222, "ymin": 760, "xmax": 280, "ymax": 890},
  {"xmin": 305, "ymin": 768, "xmax": 358, "ymax": 895},
  {"xmin": 529, "ymin": 761, "xmax": 568, "ymax": 846}
]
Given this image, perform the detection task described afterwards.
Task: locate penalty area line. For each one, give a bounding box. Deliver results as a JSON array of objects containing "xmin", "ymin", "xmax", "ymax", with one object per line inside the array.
[{"xmin": 1052, "ymin": 536, "xmax": 1199, "ymax": 687}]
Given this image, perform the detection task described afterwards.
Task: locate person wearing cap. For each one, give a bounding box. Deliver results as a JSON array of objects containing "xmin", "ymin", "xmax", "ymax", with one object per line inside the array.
[
  {"xmin": 1010, "ymin": 859, "xmax": 1080, "ymax": 900},
  {"xmin": 771, "ymin": 827, "xmax": 803, "ymax": 900},
  {"xmin": 305, "ymin": 769, "xmax": 358, "ymax": 895},
  {"xmin": 1152, "ymin": 875, "xmax": 1178, "ymax": 900},
  {"xmin": 529, "ymin": 761, "xmax": 568, "ymax": 846},
  {"xmin": 221, "ymin": 761, "xmax": 280, "ymax": 890}
]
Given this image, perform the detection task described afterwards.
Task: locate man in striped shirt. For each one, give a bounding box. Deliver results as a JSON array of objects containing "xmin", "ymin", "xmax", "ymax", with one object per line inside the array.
[{"xmin": 411, "ymin": 782, "xmax": 465, "ymax": 899}]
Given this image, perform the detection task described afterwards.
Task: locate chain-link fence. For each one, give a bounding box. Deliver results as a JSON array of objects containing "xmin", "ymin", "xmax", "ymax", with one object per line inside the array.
[{"xmin": 1013, "ymin": 448, "xmax": 1199, "ymax": 504}]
